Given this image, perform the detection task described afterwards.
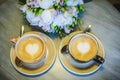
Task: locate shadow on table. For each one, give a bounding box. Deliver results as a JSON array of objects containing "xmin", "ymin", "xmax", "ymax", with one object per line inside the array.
[
  {"xmin": 0, "ymin": 0, "xmax": 7, "ymax": 5},
  {"xmin": 114, "ymin": 4, "xmax": 120, "ymax": 12},
  {"xmin": 0, "ymin": 72, "xmax": 10, "ymax": 80}
]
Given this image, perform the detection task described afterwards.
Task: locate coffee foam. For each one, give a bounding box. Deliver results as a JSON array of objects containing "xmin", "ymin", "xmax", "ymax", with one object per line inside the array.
[
  {"xmin": 26, "ymin": 43, "xmax": 39, "ymax": 56},
  {"xmin": 69, "ymin": 34, "xmax": 98, "ymax": 61},
  {"xmin": 77, "ymin": 42, "xmax": 90, "ymax": 54},
  {"xmin": 16, "ymin": 36, "xmax": 44, "ymax": 62}
]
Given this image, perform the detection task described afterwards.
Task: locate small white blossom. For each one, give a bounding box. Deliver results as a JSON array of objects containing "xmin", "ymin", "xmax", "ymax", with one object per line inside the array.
[
  {"xmin": 67, "ymin": 0, "xmax": 83, "ymax": 6},
  {"xmin": 42, "ymin": 25, "xmax": 50, "ymax": 31},
  {"xmin": 26, "ymin": 11, "xmax": 34, "ymax": 23},
  {"xmin": 20, "ymin": 5, "xmax": 28, "ymax": 12},
  {"xmin": 64, "ymin": 26, "xmax": 73, "ymax": 33},
  {"xmin": 64, "ymin": 11, "xmax": 73, "ymax": 25},
  {"xmin": 55, "ymin": 0, "xmax": 60, "ymax": 4},
  {"xmin": 39, "ymin": 0, "xmax": 55, "ymax": 9},
  {"xmin": 38, "ymin": 17, "xmax": 44, "ymax": 27},
  {"xmin": 53, "ymin": 11, "xmax": 74, "ymax": 27},
  {"xmin": 26, "ymin": 0, "xmax": 40, "ymax": 8},
  {"xmin": 68, "ymin": 7, "xmax": 78, "ymax": 17},
  {"xmin": 53, "ymin": 14, "xmax": 66, "ymax": 26}
]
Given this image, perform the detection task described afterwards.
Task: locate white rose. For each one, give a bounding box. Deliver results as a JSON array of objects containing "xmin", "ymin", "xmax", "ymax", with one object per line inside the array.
[
  {"xmin": 53, "ymin": 14, "xmax": 66, "ymax": 26},
  {"xmin": 41, "ymin": 9, "xmax": 54, "ymax": 25},
  {"xmin": 49, "ymin": 9, "xmax": 57, "ymax": 17}
]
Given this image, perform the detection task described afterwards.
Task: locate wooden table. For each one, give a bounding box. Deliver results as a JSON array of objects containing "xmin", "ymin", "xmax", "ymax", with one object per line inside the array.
[{"xmin": 0, "ymin": 0, "xmax": 120, "ymax": 80}]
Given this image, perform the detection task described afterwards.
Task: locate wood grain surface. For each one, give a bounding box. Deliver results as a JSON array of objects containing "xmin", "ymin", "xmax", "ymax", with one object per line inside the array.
[{"xmin": 0, "ymin": 0, "xmax": 120, "ymax": 80}]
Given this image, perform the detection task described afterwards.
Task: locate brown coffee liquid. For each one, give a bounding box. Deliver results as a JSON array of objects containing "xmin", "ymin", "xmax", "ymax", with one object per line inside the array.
[
  {"xmin": 17, "ymin": 37, "xmax": 44, "ymax": 63},
  {"xmin": 69, "ymin": 36, "xmax": 97, "ymax": 61}
]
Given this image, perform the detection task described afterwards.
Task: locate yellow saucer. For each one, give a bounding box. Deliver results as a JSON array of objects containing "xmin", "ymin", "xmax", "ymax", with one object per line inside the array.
[
  {"xmin": 59, "ymin": 31, "xmax": 105, "ymax": 76},
  {"xmin": 10, "ymin": 32, "xmax": 56, "ymax": 77}
]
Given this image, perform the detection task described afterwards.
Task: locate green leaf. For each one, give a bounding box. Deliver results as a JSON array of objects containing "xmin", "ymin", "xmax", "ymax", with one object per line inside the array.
[
  {"xmin": 51, "ymin": 24, "xmax": 55, "ymax": 30},
  {"xmin": 66, "ymin": 25, "xmax": 70, "ymax": 28},
  {"xmin": 64, "ymin": 0, "xmax": 67, "ymax": 3},
  {"xmin": 59, "ymin": 31, "xmax": 62, "ymax": 34},
  {"xmin": 57, "ymin": 5, "xmax": 60, "ymax": 9},
  {"xmin": 72, "ymin": 23, "xmax": 75, "ymax": 27},
  {"xmin": 74, "ymin": 20, "xmax": 77, "ymax": 25},
  {"xmin": 28, "ymin": 7, "xmax": 32, "ymax": 11},
  {"xmin": 55, "ymin": 3, "xmax": 58, "ymax": 6},
  {"xmin": 65, "ymin": 6, "xmax": 68, "ymax": 9},
  {"xmin": 22, "ymin": 13, "xmax": 26, "ymax": 17},
  {"xmin": 50, "ymin": 6, "xmax": 53, "ymax": 8},
  {"xmin": 38, "ymin": 9, "xmax": 43, "ymax": 14},
  {"xmin": 32, "ymin": 8, "xmax": 37, "ymax": 12},
  {"xmin": 80, "ymin": 6, "xmax": 84, "ymax": 11},
  {"xmin": 18, "ymin": 0, "xmax": 26, "ymax": 5},
  {"xmin": 80, "ymin": 19, "xmax": 83, "ymax": 24},
  {"xmin": 61, "ymin": 8, "xmax": 65, "ymax": 11},
  {"xmin": 34, "ymin": 8, "xmax": 37, "ymax": 12},
  {"xmin": 70, "ymin": 14, "xmax": 73, "ymax": 17},
  {"xmin": 55, "ymin": 26, "xmax": 57, "ymax": 30},
  {"xmin": 32, "ymin": 8, "xmax": 34, "ymax": 12},
  {"xmin": 35, "ymin": 12, "xmax": 39, "ymax": 16},
  {"xmin": 55, "ymin": 26, "xmax": 58, "ymax": 32}
]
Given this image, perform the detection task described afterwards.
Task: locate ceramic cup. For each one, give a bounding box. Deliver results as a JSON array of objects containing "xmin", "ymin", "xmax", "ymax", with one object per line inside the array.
[
  {"xmin": 68, "ymin": 33, "xmax": 104, "ymax": 68},
  {"xmin": 14, "ymin": 33, "xmax": 46, "ymax": 69}
]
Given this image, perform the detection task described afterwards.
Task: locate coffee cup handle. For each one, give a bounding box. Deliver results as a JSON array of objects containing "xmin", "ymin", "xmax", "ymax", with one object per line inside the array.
[
  {"xmin": 93, "ymin": 55, "xmax": 105, "ymax": 65},
  {"xmin": 10, "ymin": 38, "xmax": 18, "ymax": 44},
  {"xmin": 61, "ymin": 45, "xmax": 69, "ymax": 54},
  {"xmin": 15, "ymin": 57, "xmax": 23, "ymax": 67}
]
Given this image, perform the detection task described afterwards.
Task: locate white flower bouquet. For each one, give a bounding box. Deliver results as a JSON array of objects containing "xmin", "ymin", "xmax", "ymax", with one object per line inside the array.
[{"xmin": 19, "ymin": 0, "xmax": 84, "ymax": 37}]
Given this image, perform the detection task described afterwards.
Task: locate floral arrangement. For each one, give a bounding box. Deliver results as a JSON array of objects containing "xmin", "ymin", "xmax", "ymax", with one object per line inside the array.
[{"xmin": 19, "ymin": 0, "xmax": 84, "ymax": 37}]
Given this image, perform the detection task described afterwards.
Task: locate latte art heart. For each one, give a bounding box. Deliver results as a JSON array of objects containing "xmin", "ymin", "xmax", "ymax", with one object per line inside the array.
[
  {"xmin": 69, "ymin": 35, "xmax": 98, "ymax": 61},
  {"xmin": 26, "ymin": 44, "xmax": 39, "ymax": 56},
  {"xmin": 17, "ymin": 36, "xmax": 44, "ymax": 63},
  {"xmin": 77, "ymin": 42, "xmax": 90, "ymax": 54}
]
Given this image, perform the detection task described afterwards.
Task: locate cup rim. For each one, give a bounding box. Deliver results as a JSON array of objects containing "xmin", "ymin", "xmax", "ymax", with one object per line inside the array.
[
  {"xmin": 15, "ymin": 33, "xmax": 45, "ymax": 63},
  {"xmin": 68, "ymin": 33, "xmax": 99, "ymax": 62}
]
